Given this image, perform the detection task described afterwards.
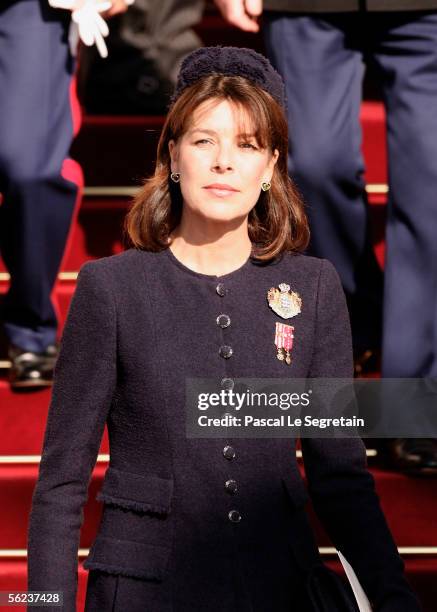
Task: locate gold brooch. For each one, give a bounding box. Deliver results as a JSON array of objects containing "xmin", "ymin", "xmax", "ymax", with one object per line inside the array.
[{"xmin": 267, "ymin": 283, "xmax": 302, "ymax": 319}]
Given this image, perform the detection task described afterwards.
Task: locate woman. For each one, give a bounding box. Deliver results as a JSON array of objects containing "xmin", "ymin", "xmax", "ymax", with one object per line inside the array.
[{"xmin": 27, "ymin": 47, "xmax": 420, "ymax": 611}]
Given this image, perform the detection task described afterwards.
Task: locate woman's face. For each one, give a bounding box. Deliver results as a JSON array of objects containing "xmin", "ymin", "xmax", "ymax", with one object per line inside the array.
[{"xmin": 168, "ymin": 98, "xmax": 279, "ymax": 226}]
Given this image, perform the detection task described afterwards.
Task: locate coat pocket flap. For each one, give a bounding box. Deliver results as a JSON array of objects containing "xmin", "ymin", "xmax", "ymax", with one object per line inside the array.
[
  {"xmin": 83, "ymin": 536, "xmax": 170, "ymax": 580},
  {"xmin": 96, "ymin": 467, "xmax": 173, "ymax": 514}
]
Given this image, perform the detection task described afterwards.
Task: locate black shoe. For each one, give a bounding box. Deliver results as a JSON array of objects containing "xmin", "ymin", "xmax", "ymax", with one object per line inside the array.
[
  {"xmin": 381, "ymin": 438, "xmax": 437, "ymax": 476},
  {"xmin": 8, "ymin": 343, "xmax": 59, "ymax": 390}
]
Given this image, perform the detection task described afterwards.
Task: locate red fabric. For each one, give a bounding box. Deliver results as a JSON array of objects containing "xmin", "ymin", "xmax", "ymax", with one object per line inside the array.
[{"xmin": 51, "ymin": 73, "xmax": 84, "ymax": 337}]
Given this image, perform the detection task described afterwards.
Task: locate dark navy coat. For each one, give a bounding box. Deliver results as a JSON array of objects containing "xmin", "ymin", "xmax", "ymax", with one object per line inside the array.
[{"xmin": 27, "ymin": 248, "xmax": 420, "ymax": 611}]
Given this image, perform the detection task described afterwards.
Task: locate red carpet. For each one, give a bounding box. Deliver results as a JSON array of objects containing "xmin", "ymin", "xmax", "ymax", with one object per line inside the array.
[{"xmin": 0, "ymin": 10, "xmax": 435, "ymax": 609}]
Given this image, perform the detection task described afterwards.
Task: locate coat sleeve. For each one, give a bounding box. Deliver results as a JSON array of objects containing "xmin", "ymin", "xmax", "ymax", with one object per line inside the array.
[
  {"xmin": 27, "ymin": 260, "xmax": 117, "ymax": 611},
  {"xmin": 301, "ymin": 259, "xmax": 421, "ymax": 612}
]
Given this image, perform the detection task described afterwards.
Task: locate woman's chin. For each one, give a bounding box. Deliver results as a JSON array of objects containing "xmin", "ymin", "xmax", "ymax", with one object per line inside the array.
[
  {"xmin": 194, "ymin": 202, "xmax": 251, "ymax": 224},
  {"xmin": 199, "ymin": 210, "xmax": 246, "ymax": 225}
]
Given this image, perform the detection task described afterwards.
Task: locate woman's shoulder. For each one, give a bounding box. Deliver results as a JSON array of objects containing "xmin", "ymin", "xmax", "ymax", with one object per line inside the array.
[
  {"xmin": 78, "ymin": 248, "xmax": 154, "ymax": 278},
  {"xmin": 276, "ymin": 252, "xmax": 339, "ymax": 282},
  {"xmin": 272, "ymin": 253, "xmax": 344, "ymax": 310}
]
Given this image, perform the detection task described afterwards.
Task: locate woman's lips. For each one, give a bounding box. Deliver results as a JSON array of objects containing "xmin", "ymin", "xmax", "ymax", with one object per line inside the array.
[{"xmin": 203, "ymin": 185, "xmax": 239, "ymax": 198}]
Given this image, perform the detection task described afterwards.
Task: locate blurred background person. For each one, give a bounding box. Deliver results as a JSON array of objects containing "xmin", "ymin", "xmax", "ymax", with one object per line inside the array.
[
  {"xmin": 0, "ymin": 0, "xmax": 129, "ymax": 390},
  {"xmin": 79, "ymin": 0, "xmax": 205, "ymax": 114},
  {"xmin": 214, "ymin": 0, "xmax": 437, "ymax": 474}
]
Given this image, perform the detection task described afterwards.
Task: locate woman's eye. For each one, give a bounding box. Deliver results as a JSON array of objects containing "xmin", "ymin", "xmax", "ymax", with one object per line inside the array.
[
  {"xmin": 240, "ymin": 142, "xmax": 257, "ymax": 150},
  {"xmin": 194, "ymin": 139, "xmax": 212, "ymax": 145}
]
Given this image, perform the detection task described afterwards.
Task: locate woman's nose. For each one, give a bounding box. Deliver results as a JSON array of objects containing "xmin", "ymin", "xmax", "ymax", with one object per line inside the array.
[{"xmin": 212, "ymin": 146, "xmax": 234, "ymax": 172}]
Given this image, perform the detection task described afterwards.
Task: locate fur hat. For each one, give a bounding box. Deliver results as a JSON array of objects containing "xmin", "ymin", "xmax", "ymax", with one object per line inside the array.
[{"xmin": 172, "ymin": 46, "xmax": 286, "ymax": 110}]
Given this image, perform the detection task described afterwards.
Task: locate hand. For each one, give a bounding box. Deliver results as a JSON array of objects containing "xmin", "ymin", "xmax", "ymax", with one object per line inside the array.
[
  {"xmin": 71, "ymin": 0, "xmax": 111, "ymax": 58},
  {"xmin": 213, "ymin": 0, "xmax": 262, "ymax": 32},
  {"xmin": 48, "ymin": 0, "xmax": 133, "ymax": 14},
  {"xmin": 47, "ymin": 0, "xmax": 135, "ymax": 57},
  {"xmin": 103, "ymin": 0, "xmax": 134, "ymax": 18}
]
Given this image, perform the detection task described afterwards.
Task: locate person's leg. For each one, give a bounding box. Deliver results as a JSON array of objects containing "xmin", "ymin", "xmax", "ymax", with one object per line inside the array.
[
  {"xmin": 0, "ymin": 0, "xmax": 81, "ymax": 357},
  {"xmin": 369, "ymin": 11, "xmax": 437, "ymax": 473},
  {"xmin": 371, "ymin": 11, "xmax": 437, "ymax": 379},
  {"xmin": 263, "ymin": 12, "xmax": 383, "ymax": 352}
]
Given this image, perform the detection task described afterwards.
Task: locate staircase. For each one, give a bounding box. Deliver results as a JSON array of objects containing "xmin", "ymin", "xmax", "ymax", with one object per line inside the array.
[{"xmin": 0, "ymin": 6, "xmax": 436, "ymax": 611}]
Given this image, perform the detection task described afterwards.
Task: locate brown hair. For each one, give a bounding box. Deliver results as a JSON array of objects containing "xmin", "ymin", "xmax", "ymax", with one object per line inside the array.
[{"xmin": 124, "ymin": 74, "xmax": 309, "ymax": 260}]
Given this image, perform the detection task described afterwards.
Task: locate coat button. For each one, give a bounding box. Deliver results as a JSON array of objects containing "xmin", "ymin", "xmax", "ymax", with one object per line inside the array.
[
  {"xmin": 228, "ymin": 509, "xmax": 241, "ymax": 523},
  {"xmin": 225, "ymin": 479, "xmax": 238, "ymax": 494},
  {"xmin": 223, "ymin": 445, "xmax": 236, "ymax": 460},
  {"xmin": 221, "ymin": 377, "xmax": 234, "ymax": 390},
  {"xmin": 216, "ymin": 314, "xmax": 231, "ymax": 328},
  {"xmin": 216, "ymin": 283, "xmax": 227, "ymax": 297},
  {"xmin": 219, "ymin": 345, "xmax": 233, "ymax": 359}
]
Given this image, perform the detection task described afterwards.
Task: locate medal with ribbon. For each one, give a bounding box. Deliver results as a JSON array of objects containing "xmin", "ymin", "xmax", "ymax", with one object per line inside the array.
[
  {"xmin": 267, "ymin": 282, "xmax": 302, "ymax": 366},
  {"xmin": 274, "ymin": 322, "xmax": 294, "ymax": 365}
]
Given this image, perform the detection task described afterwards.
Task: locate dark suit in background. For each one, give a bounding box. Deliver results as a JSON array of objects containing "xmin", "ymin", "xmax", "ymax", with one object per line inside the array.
[
  {"xmin": 79, "ymin": 0, "xmax": 204, "ymax": 114},
  {"xmin": 263, "ymin": 0, "xmax": 437, "ymax": 378}
]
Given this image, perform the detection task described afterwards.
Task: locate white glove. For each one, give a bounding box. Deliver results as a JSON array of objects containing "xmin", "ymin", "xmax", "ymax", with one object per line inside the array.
[
  {"xmin": 72, "ymin": 1, "xmax": 111, "ymax": 58},
  {"xmin": 48, "ymin": 0, "xmax": 112, "ymax": 58}
]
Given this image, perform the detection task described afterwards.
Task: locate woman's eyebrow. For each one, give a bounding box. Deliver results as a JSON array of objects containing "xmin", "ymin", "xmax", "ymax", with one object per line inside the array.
[
  {"xmin": 187, "ymin": 128, "xmax": 257, "ymax": 137},
  {"xmin": 187, "ymin": 128, "xmax": 217, "ymax": 136}
]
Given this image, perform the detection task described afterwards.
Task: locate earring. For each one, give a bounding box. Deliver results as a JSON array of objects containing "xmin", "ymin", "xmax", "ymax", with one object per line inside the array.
[
  {"xmin": 170, "ymin": 172, "xmax": 181, "ymax": 183},
  {"xmin": 261, "ymin": 181, "xmax": 271, "ymax": 192}
]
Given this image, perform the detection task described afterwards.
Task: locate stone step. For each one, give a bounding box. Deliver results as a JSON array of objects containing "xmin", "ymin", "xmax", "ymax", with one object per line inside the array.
[{"xmin": 0, "ymin": 457, "xmax": 435, "ymax": 550}]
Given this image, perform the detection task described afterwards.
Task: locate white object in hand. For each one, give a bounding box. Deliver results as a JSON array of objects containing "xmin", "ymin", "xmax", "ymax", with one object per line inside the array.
[
  {"xmin": 48, "ymin": 0, "xmax": 111, "ymax": 58},
  {"xmin": 71, "ymin": 1, "xmax": 111, "ymax": 58},
  {"xmin": 337, "ymin": 550, "xmax": 372, "ymax": 612}
]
